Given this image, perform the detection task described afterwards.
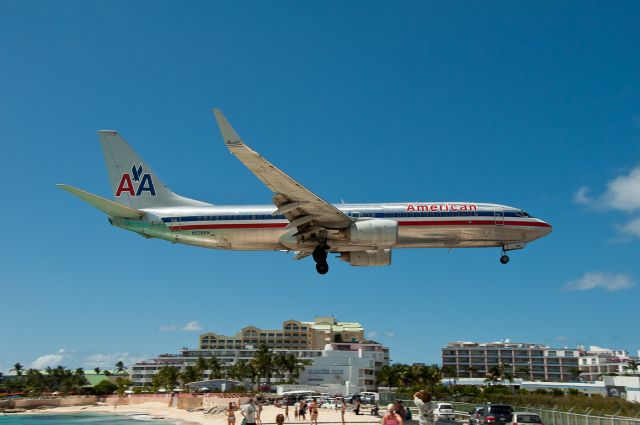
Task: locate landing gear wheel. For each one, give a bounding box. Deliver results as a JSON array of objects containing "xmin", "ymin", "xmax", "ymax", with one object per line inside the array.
[
  {"xmin": 315, "ymin": 261, "xmax": 329, "ymax": 275},
  {"xmin": 312, "ymin": 244, "xmax": 328, "ymax": 262},
  {"xmin": 500, "ymin": 254, "xmax": 510, "ymax": 264}
]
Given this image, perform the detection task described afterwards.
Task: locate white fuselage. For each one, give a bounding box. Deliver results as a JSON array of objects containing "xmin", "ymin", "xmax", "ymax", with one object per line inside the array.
[{"xmin": 110, "ymin": 201, "xmax": 552, "ymax": 252}]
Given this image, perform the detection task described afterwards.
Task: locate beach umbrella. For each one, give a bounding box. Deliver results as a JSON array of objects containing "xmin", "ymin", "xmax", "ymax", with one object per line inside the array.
[
  {"xmin": 124, "ymin": 390, "xmax": 134, "ymax": 394},
  {"xmin": 172, "ymin": 388, "xmax": 182, "ymax": 392},
  {"xmin": 158, "ymin": 388, "xmax": 167, "ymax": 392}
]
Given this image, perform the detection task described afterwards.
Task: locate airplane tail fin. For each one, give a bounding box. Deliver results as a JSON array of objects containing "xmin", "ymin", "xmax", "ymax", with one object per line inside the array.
[{"xmin": 98, "ymin": 130, "xmax": 211, "ymax": 209}]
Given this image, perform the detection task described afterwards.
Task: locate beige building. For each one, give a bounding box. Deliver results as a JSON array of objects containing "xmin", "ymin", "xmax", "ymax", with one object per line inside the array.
[
  {"xmin": 199, "ymin": 316, "xmax": 364, "ymax": 350},
  {"xmin": 442, "ymin": 341, "xmax": 581, "ymax": 382}
]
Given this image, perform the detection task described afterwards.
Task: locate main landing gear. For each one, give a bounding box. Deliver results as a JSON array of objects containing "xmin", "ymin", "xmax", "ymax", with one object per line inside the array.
[{"xmin": 312, "ymin": 243, "xmax": 330, "ymax": 275}]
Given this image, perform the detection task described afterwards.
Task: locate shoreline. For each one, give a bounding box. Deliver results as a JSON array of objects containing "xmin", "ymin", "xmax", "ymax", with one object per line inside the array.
[{"xmin": 12, "ymin": 402, "xmax": 382, "ymax": 425}]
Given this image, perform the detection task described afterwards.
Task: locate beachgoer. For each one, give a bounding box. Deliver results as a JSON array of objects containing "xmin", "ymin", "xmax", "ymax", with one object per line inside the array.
[
  {"xmin": 294, "ymin": 402, "xmax": 300, "ymax": 421},
  {"xmin": 276, "ymin": 414, "xmax": 285, "ymax": 425},
  {"xmin": 354, "ymin": 399, "xmax": 361, "ymax": 415},
  {"xmin": 257, "ymin": 403, "xmax": 263, "ymax": 425},
  {"xmin": 227, "ymin": 402, "xmax": 238, "ymax": 425},
  {"xmin": 242, "ymin": 398, "xmax": 258, "ymax": 425},
  {"xmin": 285, "ymin": 403, "xmax": 290, "ymax": 421},
  {"xmin": 341, "ymin": 399, "xmax": 347, "ymax": 425},
  {"xmin": 382, "ymin": 404, "xmax": 404, "ymax": 425},
  {"xmin": 393, "ymin": 400, "xmax": 406, "ymax": 420},
  {"xmin": 371, "ymin": 403, "xmax": 380, "ymax": 416},
  {"xmin": 310, "ymin": 399, "xmax": 319, "ymax": 425},
  {"xmin": 299, "ymin": 400, "xmax": 307, "ymax": 421},
  {"xmin": 413, "ymin": 390, "xmax": 434, "ymax": 425}
]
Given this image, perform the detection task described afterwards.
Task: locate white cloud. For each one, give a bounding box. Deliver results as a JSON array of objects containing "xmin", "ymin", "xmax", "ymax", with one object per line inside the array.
[
  {"xmin": 564, "ymin": 272, "xmax": 635, "ymax": 292},
  {"xmin": 573, "ymin": 186, "xmax": 593, "ymax": 205},
  {"xmin": 617, "ymin": 217, "xmax": 640, "ymax": 238},
  {"xmin": 182, "ymin": 321, "xmax": 203, "ymax": 331},
  {"xmin": 367, "ymin": 331, "xmax": 378, "ymax": 339},
  {"xmin": 385, "ymin": 331, "xmax": 396, "ymax": 338},
  {"xmin": 31, "ymin": 349, "xmax": 68, "ymax": 369},
  {"xmin": 83, "ymin": 352, "xmax": 146, "ymax": 369},
  {"xmin": 159, "ymin": 324, "xmax": 177, "ymax": 332},
  {"xmin": 554, "ymin": 335, "xmax": 568, "ymax": 342},
  {"xmin": 603, "ymin": 167, "xmax": 640, "ymax": 212}
]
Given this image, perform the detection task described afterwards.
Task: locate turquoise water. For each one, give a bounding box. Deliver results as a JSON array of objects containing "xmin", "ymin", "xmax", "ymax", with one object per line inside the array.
[{"xmin": 0, "ymin": 413, "xmax": 176, "ymax": 425}]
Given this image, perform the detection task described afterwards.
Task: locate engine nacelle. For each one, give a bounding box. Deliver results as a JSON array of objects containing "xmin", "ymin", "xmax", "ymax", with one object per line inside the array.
[
  {"xmin": 347, "ymin": 219, "xmax": 398, "ymax": 245},
  {"xmin": 340, "ymin": 249, "xmax": 392, "ymax": 267}
]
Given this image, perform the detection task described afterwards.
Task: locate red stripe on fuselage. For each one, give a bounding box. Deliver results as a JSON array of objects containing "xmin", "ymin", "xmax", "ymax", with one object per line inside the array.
[{"xmin": 168, "ymin": 220, "xmax": 550, "ymax": 231}]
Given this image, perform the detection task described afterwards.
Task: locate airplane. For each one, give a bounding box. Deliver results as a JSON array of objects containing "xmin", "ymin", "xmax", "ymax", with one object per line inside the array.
[{"xmin": 58, "ymin": 109, "xmax": 552, "ymax": 274}]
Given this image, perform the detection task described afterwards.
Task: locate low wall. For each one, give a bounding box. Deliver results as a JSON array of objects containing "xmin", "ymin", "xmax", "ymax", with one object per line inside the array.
[
  {"xmin": 103, "ymin": 395, "xmax": 172, "ymax": 406},
  {"xmin": 10, "ymin": 396, "xmax": 98, "ymax": 409}
]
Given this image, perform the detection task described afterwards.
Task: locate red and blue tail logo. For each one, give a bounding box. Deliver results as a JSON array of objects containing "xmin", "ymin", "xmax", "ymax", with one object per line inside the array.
[{"xmin": 115, "ymin": 164, "xmax": 156, "ymax": 197}]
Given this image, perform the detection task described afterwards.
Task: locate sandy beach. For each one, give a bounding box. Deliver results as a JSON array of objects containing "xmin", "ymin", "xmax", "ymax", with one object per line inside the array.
[{"xmin": 20, "ymin": 402, "xmax": 383, "ymax": 425}]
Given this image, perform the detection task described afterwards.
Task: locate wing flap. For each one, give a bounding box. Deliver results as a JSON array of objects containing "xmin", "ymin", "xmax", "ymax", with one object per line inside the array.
[
  {"xmin": 57, "ymin": 184, "xmax": 144, "ymax": 218},
  {"xmin": 213, "ymin": 109, "xmax": 352, "ymax": 230}
]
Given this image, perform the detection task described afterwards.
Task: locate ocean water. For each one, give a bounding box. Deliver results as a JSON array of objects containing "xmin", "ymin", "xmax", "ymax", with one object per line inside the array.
[{"xmin": 0, "ymin": 413, "xmax": 176, "ymax": 425}]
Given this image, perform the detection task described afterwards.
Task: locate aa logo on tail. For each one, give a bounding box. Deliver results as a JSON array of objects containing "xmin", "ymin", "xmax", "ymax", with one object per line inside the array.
[{"xmin": 115, "ymin": 164, "xmax": 156, "ymax": 197}]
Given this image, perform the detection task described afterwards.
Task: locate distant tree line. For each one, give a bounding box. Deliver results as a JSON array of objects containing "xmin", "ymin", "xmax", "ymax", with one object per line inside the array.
[{"xmin": 1, "ymin": 361, "xmax": 131, "ymax": 396}]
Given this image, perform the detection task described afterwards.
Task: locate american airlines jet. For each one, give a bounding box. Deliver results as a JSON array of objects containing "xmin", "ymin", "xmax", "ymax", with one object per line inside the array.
[{"xmin": 59, "ymin": 109, "xmax": 552, "ymax": 274}]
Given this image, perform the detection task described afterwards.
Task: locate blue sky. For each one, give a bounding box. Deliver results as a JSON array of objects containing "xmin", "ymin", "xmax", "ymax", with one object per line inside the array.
[{"xmin": 1, "ymin": 1, "xmax": 639, "ymax": 372}]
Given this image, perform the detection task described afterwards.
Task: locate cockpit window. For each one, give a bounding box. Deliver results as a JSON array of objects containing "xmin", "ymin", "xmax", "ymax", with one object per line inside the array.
[{"xmin": 521, "ymin": 211, "xmax": 533, "ymax": 218}]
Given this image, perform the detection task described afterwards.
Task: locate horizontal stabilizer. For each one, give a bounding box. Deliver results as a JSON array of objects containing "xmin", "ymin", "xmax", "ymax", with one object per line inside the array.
[{"xmin": 57, "ymin": 184, "xmax": 144, "ymax": 218}]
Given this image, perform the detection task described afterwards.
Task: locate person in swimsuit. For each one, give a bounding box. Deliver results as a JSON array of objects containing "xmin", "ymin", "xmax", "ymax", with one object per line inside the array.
[
  {"xmin": 285, "ymin": 403, "xmax": 290, "ymax": 421},
  {"xmin": 341, "ymin": 399, "xmax": 347, "ymax": 425},
  {"xmin": 382, "ymin": 404, "xmax": 404, "ymax": 425},
  {"xmin": 310, "ymin": 399, "xmax": 319, "ymax": 425},
  {"xmin": 256, "ymin": 403, "xmax": 263, "ymax": 425},
  {"xmin": 226, "ymin": 402, "xmax": 238, "ymax": 425},
  {"xmin": 299, "ymin": 400, "xmax": 307, "ymax": 421}
]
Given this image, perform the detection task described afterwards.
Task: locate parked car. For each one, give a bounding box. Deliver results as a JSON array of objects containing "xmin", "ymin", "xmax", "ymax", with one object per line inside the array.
[
  {"xmin": 433, "ymin": 403, "xmax": 456, "ymax": 421},
  {"xmin": 512, "ymin": 412, "xmax": 543, "ymax": 425},
  {"xmin": 469, "ymin": 406, "xmax": 485, "ymax": 425},
  {"xmin": 478, "ymin": 404, "xmax": 514, "ymax": 425}
]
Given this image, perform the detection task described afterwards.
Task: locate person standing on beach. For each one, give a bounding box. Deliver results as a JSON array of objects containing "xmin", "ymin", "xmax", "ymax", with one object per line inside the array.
[
  {"xmin": 341, "ymin": 399, "xmax": 347, "ymax": 425},
  {"xmin": 299, "ymin": 400, "xmax": 307, "ymax": 421},
  {"xmin": 242, "ymin": 398, "xmax": 258, "ymax": 425},
  {"xmin": 285, "ymin": 403, "xmax": 290, "ymax": 421},
  {"xmin": 382, "ymin": 404, "xmax": 404, "ymax": 425},
  {"xmin": 413, "ymin": 390, "xmax": 434, "ymax": 425},
  {"xmin": 310, "ymin": 399, "xmax": 319, "ymax": 425},
  {"xmin": 256, "ymin": 402, "xmax": 263, "ymax": 425},
  {"xmin": 227, "ymin": 402, "xmax": 239, "ymax": 425}
]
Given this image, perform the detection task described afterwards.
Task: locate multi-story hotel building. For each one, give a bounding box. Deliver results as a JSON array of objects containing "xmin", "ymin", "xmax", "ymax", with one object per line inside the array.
[
  {"xmin": 442, "ymin": 341, "xmax": 581, "ymax": 382},
  {"xmin": 198, "ymin": 317, "xmax": 364, "ymax": 350},
  {"xmin": 131, "ymin": 317, "xmax": 388, "ymax": 391}
]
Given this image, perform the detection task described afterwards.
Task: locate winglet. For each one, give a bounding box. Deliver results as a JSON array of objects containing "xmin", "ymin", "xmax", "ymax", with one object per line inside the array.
[
  {"xmin": 213, "ymin": 109, "xmax": 243, "ymax": 146},
  {"xmin": 57, "ymin": 184, "xmax": 144, "ymax": 218}
]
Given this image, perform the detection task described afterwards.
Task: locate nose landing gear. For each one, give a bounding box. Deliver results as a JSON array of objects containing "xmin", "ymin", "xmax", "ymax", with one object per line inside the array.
[
  {"xmin": 312, "ymin": 243, "xmax": 330, "ymax": 275},
  {"xmin": 500, "ymin": 254, "xmax": 510, "ymax": 264}
]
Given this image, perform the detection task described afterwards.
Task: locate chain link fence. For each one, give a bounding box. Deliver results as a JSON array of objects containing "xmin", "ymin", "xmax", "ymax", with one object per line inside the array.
[{"xmin": 451, "ymin": 402, "xmax": 640, "ymax": 425}]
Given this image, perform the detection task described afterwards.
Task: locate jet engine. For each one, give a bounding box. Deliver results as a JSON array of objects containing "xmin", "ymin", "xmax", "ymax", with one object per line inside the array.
[
  {"xmin": 339, "ymin": 249, "xmax": 392, "ymax": 266},
  {"xmin": 347, "ymin": 219, "xmax": 398, "ymax": 245}
]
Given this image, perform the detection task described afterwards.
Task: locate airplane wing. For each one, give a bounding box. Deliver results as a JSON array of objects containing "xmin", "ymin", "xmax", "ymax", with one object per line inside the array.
[
  {"xmin": 213, "ymin": 109, "xmax": 352, "ymax": 235},
  {"xmin": 57, "ymin": 184, "xmax": 144, "ymax": 218}
]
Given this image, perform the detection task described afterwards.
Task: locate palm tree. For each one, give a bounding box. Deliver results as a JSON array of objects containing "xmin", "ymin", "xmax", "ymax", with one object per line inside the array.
[
  {"xmin": 252, "ymin": 344, "xmax": 275, "ymax": 388},
  {"xmin": 569, "ymin": 367, "xmax": 583, "ymax": 382},
  {"xmin": 180, "ymin": 366, "xmax": 200, "ymax": 388},
  {"xmin": 11, "ymin": 362, "xmax": 24, "ymax": 377},
  {"xmin": 115, "ymin": 361, "xmax": 126, "ymax": 374},
  {"xmin": 114, "ymin": 377, "xmax": 132, "ymax": 395},
  {"xmin": 441, "ymin": 365, "xmax": 457, "ymax": 386},
  {"xmin": 152, "ymin": 366, "xmax": 180, "ymax": 390}
]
